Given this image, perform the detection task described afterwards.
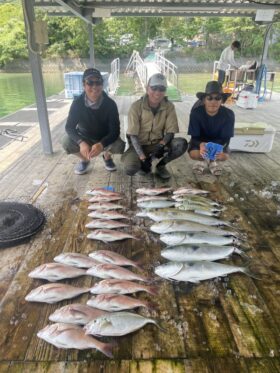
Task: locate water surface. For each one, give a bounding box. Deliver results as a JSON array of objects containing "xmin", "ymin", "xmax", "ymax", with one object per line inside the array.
[{"xmin": 0, "ymin": 72, "xmax": 64, "ymax": 118}]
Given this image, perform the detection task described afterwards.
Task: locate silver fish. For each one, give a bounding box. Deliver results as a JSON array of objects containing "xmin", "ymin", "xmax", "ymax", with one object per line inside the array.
[
  {"xmin": 137, "ymin": 200, "xmax": 175, "ymax": 209},
  {"xmin": 89, "ymin": 195, "xmax": 123, "ymax": 202},
  {"xmin": 136, "ymin": 210, "xmax": 149, "ymax": 218},
  {"xmin": 90, "ymin": 279, "xmax": 158, "ymax": 295},
  {"xmin": 88, "ymin": 202, "xmax": 124, "ymax": 211},
  {"xmin": 86, "ymin": 188, "xmax": 121, "ymax": 197},
  {"xmin": 25, "ymin": 283, "xmax": 90, "ymax": 303},
  {"xmin": 87, "ymin": 229, "xmax": 137, "ymax": 242},
  {"xmin": 172, "ymin": 194, "xmax": 221, "ymax": 207},
  {"xmin": 49, "ymin": 303, "xmax": 108, "ymax": 325},
  {"xmin": 150, "ymin": 220, "xmax": 239, "ymax": 237},
  {"xmin": 175, "ymin": 204, "xmax": 221, "ymax": 217},
  {"xmin": 160, "ymin": 232, "xmax": 236, "ymax": 246},
  {"xmin": 86, "ymin": 219, "xmax": 129, "ymax": 229},
  {"xmin": 137, "ymin": 196, "xmax": 170, "ymax": 203},
  {"xmin": 87, "ymin": 294, "xmax": 152, "ymax": 312},
  {"xmin": 145, "ymin": 209, "xmax": 233, "ymax": 227},
  {"xmin": 84, "ymin": 311, "xmax": 159, "ymax": 336},
  {"xmin": 28, "ymin": 263, "xmax": 86, "ymax": 282},
  {"xmin": 161, "ymin": 245, "xmax": 247, "ymax": 262},
  {"xmin": 88, "ymin": 210, "xmax": 129, "ymax": 220},
  {"xmin": 173, "ymin": 187, "xmax": 209, "ymax": 195},
  {"xmin": 37, "ymin": 323, "xmax": 113, "ymax": 357},
  {"xmin": 175, "ymin": 200, "xmax": 224, "ymax": 210},
  {"xmin": 155, "ymin": 261, "xmax": 254, "ymax": 283},
  {"xmin": 89, "ymin": 250, "xmax": 141, "ymax": 269},
  {"xmin": 54, "ymin": 253, "xmax": 99, "ymax": 268},
  {"xmin": 136, "ymin": 187, "xmax": 172, "ymax": 196},
  {"xmin": 87, "ymin": 263, "xmax": 148, "ymax": 282}
]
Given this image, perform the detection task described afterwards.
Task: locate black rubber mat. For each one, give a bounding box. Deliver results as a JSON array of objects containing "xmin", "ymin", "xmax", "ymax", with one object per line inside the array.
[{"xmin": 0, "ymin": 202, "xmax": 45, "ymax": 248}]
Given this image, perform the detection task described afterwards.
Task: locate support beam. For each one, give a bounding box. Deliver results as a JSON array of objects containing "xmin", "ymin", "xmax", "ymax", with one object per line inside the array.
[
  {"xmin": 88, "ymin": 23, "xmax": 95, "ymax": 67},
  {"xmin": 53, "ymin": 0, "xmax": 93, "ymax": 24},
  {"xmin": 85, "ymin": 1, "xmax": 280, "ymax": 10},
  {"xmin": 21, "ymin": 0, "xmax": 53, "ymax": 155},
  {"xmin": 261, "ymin": 23, "xmax": 273, "ymax": 64},
  {"xmin": 112, "ymin": 12, "xmax": 254, "ymax": 18}
]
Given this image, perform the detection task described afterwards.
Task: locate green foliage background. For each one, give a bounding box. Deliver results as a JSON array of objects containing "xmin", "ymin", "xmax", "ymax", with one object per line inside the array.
[{"xmin": 0, "ymin": 1, "xmax": 280, "ymax": 67}]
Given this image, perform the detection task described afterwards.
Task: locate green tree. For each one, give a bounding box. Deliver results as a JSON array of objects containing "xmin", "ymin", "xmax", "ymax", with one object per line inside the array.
[{"xmin": 0, "ymin": 3, "xmax": 27, "ymax": 67}]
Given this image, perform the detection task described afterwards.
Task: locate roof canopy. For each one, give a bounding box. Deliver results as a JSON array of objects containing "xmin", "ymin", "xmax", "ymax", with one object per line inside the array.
[{"xmin": 35, "ymin": 1, "xmax": 280, "ymax": 23}]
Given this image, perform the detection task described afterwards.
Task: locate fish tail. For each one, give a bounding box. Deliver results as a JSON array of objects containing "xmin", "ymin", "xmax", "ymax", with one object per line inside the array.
[
  {"xmin": 134, "ymin": 261, "xmax": 143, "ymax": 271},
  {"xmin": 146, "ymin": 301, "xmax": 158, "ymax": 311},
  {"xmin": 147, "ymin": 285, "xmax": 159, "ymax": 296},
  {"xmin": 99, "ymin": 342, "xmax": 114, "ymax": 358},
  {"xmin": 155, "ymin": 321, "xmax": 167, "ymax": 333},
  {"xmin": 235, "ymin": 248, "xmax": 250, "ymax": 260},
  {"xmin": 242, "ymin": 267, "xmax": 261, "ymax": 280}
]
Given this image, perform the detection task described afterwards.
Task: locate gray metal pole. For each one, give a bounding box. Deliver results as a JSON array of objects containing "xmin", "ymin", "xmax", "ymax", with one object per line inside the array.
[
  {"xmin": 21, "ymin": 0, "xmax": 53, "ymax": 154},
  {"xmin": 88, "ymin": 23, "xmax": 95, "ymax": 67},
  {"xmin": 262, "ymin": 24, "xmax": 272, "ymax": 62}
]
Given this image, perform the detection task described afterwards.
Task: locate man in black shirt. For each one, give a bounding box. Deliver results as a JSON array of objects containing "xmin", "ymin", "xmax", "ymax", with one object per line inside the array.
[
  {"xmin": 188, "ymin": 81, "xmax": 234, "ymax": 176},
  {"xmin": 62, "ymin": 68, "xmax": 125, "ymax": 175}
]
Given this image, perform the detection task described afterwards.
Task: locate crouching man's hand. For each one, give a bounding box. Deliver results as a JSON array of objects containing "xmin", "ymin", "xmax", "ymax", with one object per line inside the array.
[
  {"xmin": 79, "ymin": 141, "xmax": 91, "ymax": 160},
  {"xmin": 199, "ymin": 142, "xmax": 207, "ymax": 159},
  {"xmin": 140, "ymin": 157, "xmax": 152, "ymax": 173},
  {"xmin": 89, "ymin": 142, "xmax": 104, "ymax": 158},
  {"xmin": 216, "ymin": 151, "xmax": 229, "ymax": 161}
]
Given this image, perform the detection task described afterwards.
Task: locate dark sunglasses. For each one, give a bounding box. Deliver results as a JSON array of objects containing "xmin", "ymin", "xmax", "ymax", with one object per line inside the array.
[
  {"xmin": 150, "ymin": 85, "xmax": 166, "ymax": 92},
  {"xmin": 85, "ymin": 79, "xmax": 103, "ymax": 87},
  {"xmin": 206, "ymin": 95, "xmax": 222, "ymax": 101}
]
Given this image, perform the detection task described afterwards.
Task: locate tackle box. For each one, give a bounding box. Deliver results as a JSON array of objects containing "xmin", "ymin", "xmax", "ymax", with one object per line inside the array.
[
  {"xmin": 236, "ymin": 91, "xmax": 258, "ymax": 109},
  {"xmin": 64, "ymin": 71, "xmax": 109, "ymax": 99},
  {"xmin": 230, "ymin": 122, "xmax": 276, "ymax": 153}
]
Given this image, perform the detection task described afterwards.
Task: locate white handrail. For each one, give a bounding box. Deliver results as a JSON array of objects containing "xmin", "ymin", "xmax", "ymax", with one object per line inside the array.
[
  {"xmin": 108, "ymin": 58, "xmax": 120, "ymax": 94},
  {"xmin": 126, "ymin": 50, "xmax": 147, "ymax": 90},
  {"xmin": 155, "ymin": 52, "xmax": 178, "ymax": 88}
]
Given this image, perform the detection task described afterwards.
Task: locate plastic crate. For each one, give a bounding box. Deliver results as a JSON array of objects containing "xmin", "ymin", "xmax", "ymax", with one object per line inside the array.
[
  {"xmin": 64, "ymin": 71, "xmax": 84, "ymax": 99},
  {"xmin": 64, "ymin": 71, "xmax": 110, "ymax": 99}
]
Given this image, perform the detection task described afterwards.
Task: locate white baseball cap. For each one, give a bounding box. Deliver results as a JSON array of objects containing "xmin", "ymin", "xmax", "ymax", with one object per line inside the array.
[{"xmin": 148, "ymin": 73, "xmax": 167, "ymax": 88}]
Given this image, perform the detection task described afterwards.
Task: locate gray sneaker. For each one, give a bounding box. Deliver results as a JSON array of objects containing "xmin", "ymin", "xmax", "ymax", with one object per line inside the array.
[
  {"xmin": 74, "ymin": 161, "xmax": 90, "ymax": 175},
  {"xmin": 155, "ymin": 165, "xmax": 171, "ymax": 179},
  {"xmin": 103, "ymin": 156, "xmax": 117, "ymax": 171}
]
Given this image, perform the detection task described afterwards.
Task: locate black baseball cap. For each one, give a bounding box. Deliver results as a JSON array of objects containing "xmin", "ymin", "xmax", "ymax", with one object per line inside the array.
[{"xmin": 83, "ymin": 68, "xmax": 103, "ymax": 83}]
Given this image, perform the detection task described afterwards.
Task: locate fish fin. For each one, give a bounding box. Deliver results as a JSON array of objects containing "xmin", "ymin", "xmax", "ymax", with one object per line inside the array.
[{"xmin": 186, "ymin": 279, "xmax": 201, "ymax": 284}]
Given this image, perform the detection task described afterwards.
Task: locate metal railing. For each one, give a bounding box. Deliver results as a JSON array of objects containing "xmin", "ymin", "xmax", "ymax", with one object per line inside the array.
[
  {"xmin": 155, "ymin": 52, "xmax": 178, "ymax": 88},
  {"xmin": 125, "ymin": 50, "xmax": 147, "ymax": 90},
  {"xmin": 108, "ymin": 58, "xmax": 120, "ymax": 94}
]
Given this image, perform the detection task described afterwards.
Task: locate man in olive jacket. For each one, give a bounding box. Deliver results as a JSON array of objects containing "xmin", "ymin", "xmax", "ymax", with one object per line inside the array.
[{"xmin": 122, "ymin": 73, "xmax": 188, "ymax": 179}]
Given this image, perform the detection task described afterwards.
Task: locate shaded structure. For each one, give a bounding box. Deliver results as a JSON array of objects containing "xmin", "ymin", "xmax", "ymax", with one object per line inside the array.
[{"xmin": 21, "ymin": 1, "xmax": 280, "ymax": 155}]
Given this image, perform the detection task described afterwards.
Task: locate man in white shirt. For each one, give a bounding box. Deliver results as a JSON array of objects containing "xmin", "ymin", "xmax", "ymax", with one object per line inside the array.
[{"xmin": 217, "ymin": 41, "xmax": 241, "ymax": 85}]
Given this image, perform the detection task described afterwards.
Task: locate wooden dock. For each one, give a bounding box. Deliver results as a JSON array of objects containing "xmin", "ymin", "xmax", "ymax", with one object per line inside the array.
[{"xmin": 0, "ymin": 93, "xmax": 279, "ymax": 372}]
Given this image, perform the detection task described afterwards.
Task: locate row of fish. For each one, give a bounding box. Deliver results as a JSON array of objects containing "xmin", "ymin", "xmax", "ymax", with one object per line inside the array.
[
  {"xmin": 27, "ymin": 251, "xmax": 147, "ymax": 283},
  {"xmin": 136, "ymin": 186, "xmax": 252, "ymax": 283},
  {"xmin": 86, "ymin": 188, "xmax": 139, "ymax": 242},
  {"xmin": 28, "ymin": 188, "xmax": 160, "ymax": 356}
]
